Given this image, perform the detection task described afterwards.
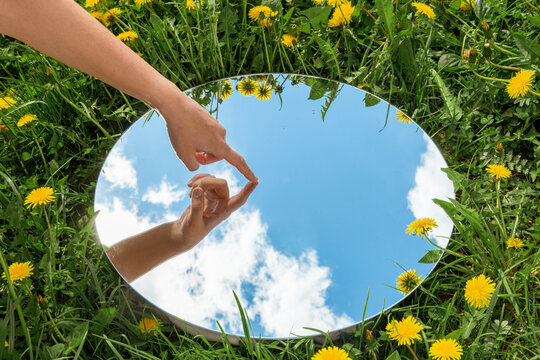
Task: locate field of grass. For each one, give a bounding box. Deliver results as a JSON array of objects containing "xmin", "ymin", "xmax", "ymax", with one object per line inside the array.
[{"xmin": 0, "ymin": 0, "xmax": 538, "ymax": 359}]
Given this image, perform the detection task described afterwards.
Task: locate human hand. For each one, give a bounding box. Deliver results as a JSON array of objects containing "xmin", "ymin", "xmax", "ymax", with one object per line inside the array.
[
  {"xmin": 157, "ymin": 89, "xmax": 258, "ymax": 183},
  {"xmin": 171, "ymin": 174, "xmax": 257, "ymax": 250}
]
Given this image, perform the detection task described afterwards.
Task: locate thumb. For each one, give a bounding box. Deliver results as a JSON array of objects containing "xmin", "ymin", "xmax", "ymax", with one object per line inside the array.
[{"xmin": 189, "ymin": 187, "xmax": 204, "ymax": 219}]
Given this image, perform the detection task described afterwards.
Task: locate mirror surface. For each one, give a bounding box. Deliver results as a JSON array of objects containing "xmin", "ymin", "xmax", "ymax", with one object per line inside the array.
[{"xmin": 94, "ymin": 74, "xmax": 455, "ymax": 339}]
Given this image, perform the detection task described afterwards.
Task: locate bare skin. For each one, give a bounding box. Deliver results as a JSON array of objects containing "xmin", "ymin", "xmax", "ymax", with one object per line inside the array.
[
  {"xmin": 0, "ymin": 0, "xmax": 257, "ymax": 182},
  {"xmin": 107, "ymin": 175, "xmax": 257, "ymax": 282}
]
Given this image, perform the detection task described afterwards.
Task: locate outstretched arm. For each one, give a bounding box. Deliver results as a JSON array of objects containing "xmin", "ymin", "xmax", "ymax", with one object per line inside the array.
[
  {"xmin": 0, "ymin": 0, "xmax": 257, "ymax": 181},
  {"xmin": 106, "ymin": 175, "xmax": 257, "ymax": 282}
]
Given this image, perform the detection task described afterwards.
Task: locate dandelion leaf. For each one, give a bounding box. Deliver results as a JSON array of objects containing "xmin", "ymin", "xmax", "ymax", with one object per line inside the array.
[
  {"xmin": 513, "ymin": 33, "xmax": 540, "ymax": 61},
  {"xmin": 418, "ymin": 250, "xmax": 442, "ymax": 263},
  {"xmin": 364, "ymin": 93, "xmax": 381, "ymax": 107},
  {"xmin": 375, "ymin": 0, "xmax": 394, "ymax": 38},
  {"xmin": 386, "ymin": 350, "xmax": 402, "ymax": 360},
  {"xmin": 430, "ymin": 69, "xmax": 463, "ymax": 120},
  {"xmin": 300, "ymin": 6, "xmax": 332, "ymax": 30}
]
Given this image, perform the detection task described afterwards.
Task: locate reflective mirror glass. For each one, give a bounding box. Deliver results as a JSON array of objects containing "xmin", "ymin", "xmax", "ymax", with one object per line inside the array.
[{"xmin": 94, "ymin": 74, "xmax": 455, "ymax": 339}]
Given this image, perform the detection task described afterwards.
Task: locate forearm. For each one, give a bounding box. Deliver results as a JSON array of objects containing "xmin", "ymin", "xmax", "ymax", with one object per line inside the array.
[
  {"xmin": 106, "ymin": 221, "xmax": 186, "ymax": 282},
  {"xmin": 0, "ymin": 0, "xmax": 179, "ymax": 109}
]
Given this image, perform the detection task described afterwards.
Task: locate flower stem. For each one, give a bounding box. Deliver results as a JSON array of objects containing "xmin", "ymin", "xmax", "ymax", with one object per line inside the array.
[
  {"xmin": 31, "ymin": 128, "xmax": 48, "ymax": 175},
  {"xmin": 43, "ymin": 208, "xmax": 57, "ymax": 307},
  {"xmin": 470, "ymin": 69, "xmax": 507, "ymax": 83},
  {"xmin": 406, "ymin": 345, "xmax": 420, "ymax": 360},
  {"xmin": 0, "ymin": 245, "xmax": 34, "ymax": 360}
]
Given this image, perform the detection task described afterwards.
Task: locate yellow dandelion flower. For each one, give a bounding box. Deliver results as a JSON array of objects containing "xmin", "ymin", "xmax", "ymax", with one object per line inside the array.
[
  {"xmin": 90, "ymin": 11, "xmax": 103, "ymax": 21},
  {"xmin": 311, "ymin": 346, "xmax": 352, "ymax": 360},
  {"xmin": 237, "ymin": 79, "xmax": 257, "ymax": 96},
  {"xmin": 256, "ymin": 75, "xmax": 268, "ymax": 83},
  {"xmin": 85, "ymin": 0, "xmax": 102, "ymax": 8},
  {"xmin": 459, "ymin": 0, "xmax": 473, "ymax": 10},
  {"xmin": 485, "ymin": 164, "xmax": 511, "ymax": 179},
  {"xmin": 328, "ymin": 1, "xmax": 355, "ymax": 27},
  {"xmin": 24, "ymin": 187, "xmax": 56, "ymax": 209},
  {"xmin": 506, "ymin": 70, "xmax": 535, "ymax": 99},
  {"xmin": 0, "ymin": 96, "xmax": 17, "ymax": 109},
  {"xmin": 495, "ymin": 142, "xmax": 503, "ymax": 153},
  {"xmin": 4, "ymin": 340, "xmax": 7, "ymax": 347},
  {"xmin": 255, "ymin": 83, "xmax": 273, "ymax": 101},
  {"xmin": 133, "ymin": 0, "xmax": 152, "ymax": 5},
  {"xmin": 220, "ymin": 81, "xmax": 233, "ymax": 100},
  {"xmin": 406, "ymin": 218, "xmax": 438, "ymax": 237},
  {"xmin": 17, "ymin": 114, "xmax": 38, "ymax": 127},
  {"xmin": 411, "ymin": 2, "xmax": 436, "ymax": 19},
  {"xmin": 138, "ymin": 317, "xmax": 163, "ymax": 335},
  {"xmin": 281, "ymin": 34, "xmax": 297, "ymax": 47},
  {"xmin": 464, "ymin": 274, "xmax": 495, "ymax": 309},
  {"xmin": 429, "ymin": 338, "xmax": 463, "ymax": 360},
  {"xmin": 101, "ymin": 8, "xmax": 122, "ymax": 26},
  {"xmin": 0, "ymin": 125, "xmax": 8, "ymax": 132},
  {"xmin": 37, "ymin": 294, "xmax": 44, "ymax": 303},
  {"xmin": 249, "ymin": 6, "xmax": 278, "ymax": 21},
  {"xmin": 258, "ymin": 18, "xmax": 274, "ymax": 28},
  {"xmin": 506, "ymin": 238, "xmax": 523, "ymax": 248},
  {"xmin": 117, "ymin": 31, "xmax": 138, "ymax": 42},
  {"xmin": 396, "ymin": 269, "xmax": 422, "ymax": 295},
  {"xmin": 7, "ymin": 88, "xmax": 16, "ymax": 96},
  {"xmin": 327, "ymin": 0, "xmax": 346, "ymax": 7},
  {"xmin": 314, "ymin": 0, "xmax": 325, "ymax": 3},
  {"xmin": 2, "ymin": 261, "xmax": 34, "ymax": 281},
  {"xmin": 386, "ymin": 316, "xmax": 424, "ymax": 346},
  {"xmin": 396, "ymin": 111, "xmax": 412, "ymax": 124},
  {"xmin": 186, "ymin": 0, "xmax": 202, "ymax": 10},
  {"xmin": 136, "ymin": 51, "xmax": 144, "ymax": 57}
]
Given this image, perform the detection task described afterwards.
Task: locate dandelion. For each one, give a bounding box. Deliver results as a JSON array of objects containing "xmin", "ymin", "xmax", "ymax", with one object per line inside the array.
[
  {"xmin": 366, "ymin": 329, "xmax": 373, "ymax": 340},
  {"xmin": 506, "ymin": 70, "xmax": 535, "ymax": 99},
  {"xmin": 396, "ymin": 270, "xmax": 422, "ymax": 295},
  {"xmin": 0, "ymin": 96, "xmax": 16, "ymax": 109},
  {"xmin": 37, "ymin": 294, "xmax": 44, "ymax": 303},
  {"xmin": 255, "ymin": 83, "xmax": 273, "ymax": 101},
  {"xmin": 256, "ymin": 75, "xmax": 268, "ymax": 83},
  {"xmin": 485, "ymin": 164, "xmax": 511, "ymax": 179},
  {"xmin": 117, "ymin": 31, "xmax": 138, "ymax": 42},
  {"xmin": 24, "ymin": 187, "xmax": 56, "ymax": 209},
  {"xmin": 462, "ymin": 51, "xmax": 469, "ymax": 60},
  {"xmin": 2, "ymin": 261, "xmax": 34, "ymax": 281},
  {"xmin": 237, "ymin": 79, "xmax": 257, "ymax": 96},
  {"xmin": 495, "ymin": 142, "xmax": 503, "ymax": 153},
  {"xmin": 248, "ymin": 6, "xmax": 278, "ymax": 21},
  {"xmin": 186, "ymin": 0, "xmax": 201, "ymax": 10},
  {"xmin": 281, "ymin": 34, "xmax": 297, "ymax": 47},
  {"xmin": 396, "ymin": 111, "xmax": 412, "ymax": 124},
  {"xmin": 506, "ymin": 238, "xmax": 523, "ymax": 248},
  {"xmin": 4, "ymin": 341, "xmax": 7, "ymax": 347},
  {"xmin": 386, "ymin": 316, "xmax": 424, "ymax": 346},
  {"xmin": 313, "ymin": 0, "xmax": 325, "ymax": 3},
  {"xmin": 0, "ymin": 125, "xmax": 8, "ymax": 132},
  {"xmin": 85, "ymin": 0, "xmax": 102, "ymax": 8},
  {"xmin": 136, "ymin": 52, "xmax": 144, "ymax": 57},
  {"xmin": 138, "ymin": 317, "xmax": 163, "ymax": 335},
  {"xmin": 481, "ymin": 20, "xmax": 490, "ymax": 30},
  {"xmin": 17, "ymin": 114, "xmax": 38, "ymax": 127},
  {"xmin": 90, "ymin": 11, "xmax": 103, "ymax": 21},
  {"xmin": 459, "ymin": 0, "xmax": 473, "ymax": 10},
  {"xmin": 328, "ymin": 1, "xmax": 355, "ymax": 27},
  {"xmin": 311, "ymin": 346, "xmax": 352, "ymax": 360},
  {"xmin": 406, "ymin": 218, "xmax": 438, "ymax": 237},
  {"xmin": 133, "ymin": 0, "xmax": 152, "ymax": 5},
  {"xmin": 429, "ymin": 338, "xmax": 463, "ymax": 360},
  {"xmin": 102, "ymin": 8, "xmax": 122, "ymax": 26},
  {"xmin": 411, "ymin": 2, "xmax": 436, "ymax": 19},
  {"xmin": 220, "ymin": 81, "xmax": 233, "ymax": 100},
  {"xmin": 327, "ymin": 0, "xmax": 346, "ymax": 7},
  {"xmin": 464, "ymin": 274, "xmax": 496, "ymax": 309}
]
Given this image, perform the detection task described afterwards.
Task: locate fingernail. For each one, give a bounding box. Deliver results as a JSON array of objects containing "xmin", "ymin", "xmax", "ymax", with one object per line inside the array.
[{"xmin": 193, "ymin": 188, "xmax": 202, "ymax": 198}]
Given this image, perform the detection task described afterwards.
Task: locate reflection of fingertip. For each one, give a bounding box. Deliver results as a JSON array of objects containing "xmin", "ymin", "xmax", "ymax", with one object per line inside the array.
[{"xmin": 193, "ymin": 188, "xmax": 202, "ymax": 198}]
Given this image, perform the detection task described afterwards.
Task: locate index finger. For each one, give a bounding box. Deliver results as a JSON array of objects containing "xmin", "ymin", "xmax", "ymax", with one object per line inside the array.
[{"xmin": 222, "ymin": 145, "xmax": 258, "ymax": 183}]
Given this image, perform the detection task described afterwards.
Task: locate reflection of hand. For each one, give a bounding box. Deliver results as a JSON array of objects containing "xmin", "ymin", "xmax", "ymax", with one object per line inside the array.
[
  {"xmin": 158, "ymin": 90, "xmax": 258, "ymax": 182},
  {"xmin": 107, "ymin": 174, "xmax": 257, "ymax": 282},
  {"xmin": 172, "ymin": 174, "xmax": 258, "ymax": 251}
]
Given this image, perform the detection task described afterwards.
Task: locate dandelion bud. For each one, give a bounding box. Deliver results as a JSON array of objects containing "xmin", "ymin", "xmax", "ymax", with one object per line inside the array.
[
  {"xmin": 462, "ymin": 51, "xmax": 470, "ymax": 60},
  {"xmin": 483, "ymin": 43, "xmax": 491, "ymax": 59},
  {"xmin": 469, "ymin": 47, "xmax": 478, "ymax": 64},
  {"xmin": 481, "ymin": 20, "xmax": 489, "ymax": 30},
  {"xmin": 481, "ymin": 20, "xmax": 492, "ymax": 39}
]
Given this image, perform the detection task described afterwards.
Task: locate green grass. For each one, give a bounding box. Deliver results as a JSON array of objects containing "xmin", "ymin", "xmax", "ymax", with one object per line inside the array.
[{"xmin": 1, "ymin": 0, "xmax": 539, "ymax": 359}]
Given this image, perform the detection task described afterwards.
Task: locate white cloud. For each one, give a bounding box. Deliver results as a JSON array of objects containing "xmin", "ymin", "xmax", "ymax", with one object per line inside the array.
[
  {"xmin": 101, "ymin": 144, "xmax": 137, "ymax": 190},
  {"xmin": 142, "ymin": 176, "xmax": 187, "ymax": 208},
  {"xmin": 94, "ymin": 197, "xmax": 158, "ymax": 247},
  {"xmin": 133, "ymin": 208, "xmax": 353, "ymax": 337},
  {"xmin": 407, "ymin": 134, "xmax": 455, "ymax": 247}
]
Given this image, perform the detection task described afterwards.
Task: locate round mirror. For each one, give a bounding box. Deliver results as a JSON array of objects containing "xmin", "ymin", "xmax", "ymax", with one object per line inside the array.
[{"xmin": 94, "ymin": 74, "xmax": 454, "ymax": 340}]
